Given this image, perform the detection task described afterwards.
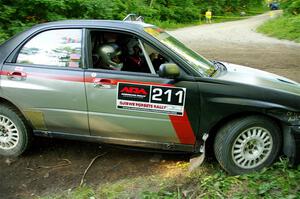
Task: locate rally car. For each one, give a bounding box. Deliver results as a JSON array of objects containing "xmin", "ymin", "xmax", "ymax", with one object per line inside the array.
[{"xmin": 0, "ymin": 16, "xmax": 299, "ymax": 175}]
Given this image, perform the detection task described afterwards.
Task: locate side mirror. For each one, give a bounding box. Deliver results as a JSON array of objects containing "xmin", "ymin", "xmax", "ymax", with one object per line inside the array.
[{"xmin": 158, "ymin": 63, "xmax": 180, "ymax": 78}]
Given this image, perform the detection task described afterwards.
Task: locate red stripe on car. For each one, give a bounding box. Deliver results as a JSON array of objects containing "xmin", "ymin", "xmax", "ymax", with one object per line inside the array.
[
  {"xmin": 0, "ymin": 71, "xmax": 9, "ymax": 76},
  {"xmin": 169, "ymin": 111, "xmax": 196, "ymax": 145},
  {"xmin": 84, "ymin": 77, "xmax": 172, "ymax": 86},
  {"xmin": 1, "ymin": 70, "xmax": 171, "ymax": 85},
  {"xmin": 0, "ymin": 70, "xmax": 85, "ymax": 82}
]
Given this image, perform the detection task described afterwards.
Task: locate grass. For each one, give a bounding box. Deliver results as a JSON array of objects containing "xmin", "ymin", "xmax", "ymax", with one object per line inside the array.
[
  {"xmin": 40, "ymin": 186, "xmax": 95, "ymax": 199},
  {"xmin": 38, "ymin": 158, "xmax": 300, "ymax": 199},
  {"xmin": 151, "ymin": 20, "xmax": 204, "ymax": 30},
  {"xmin": 257, "ymin": 14, "xmax": 300, "ymax": 43}
]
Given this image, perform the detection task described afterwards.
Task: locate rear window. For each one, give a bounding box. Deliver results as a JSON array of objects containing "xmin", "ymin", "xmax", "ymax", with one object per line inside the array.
[{"xmin": 16, "ymin": 29, "xmax": 82, "ymax": 68}]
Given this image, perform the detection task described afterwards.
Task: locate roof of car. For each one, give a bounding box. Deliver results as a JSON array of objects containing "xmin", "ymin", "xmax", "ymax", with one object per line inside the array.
[{"xmin": 31, "ymin": 19, "xmax": 154, "ymax": 31}]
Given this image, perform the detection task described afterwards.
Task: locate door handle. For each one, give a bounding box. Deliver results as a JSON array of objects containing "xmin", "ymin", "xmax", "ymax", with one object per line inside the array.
[
  {"xmin": 7, "ymin": 71, "xmax": 27, "ymax": 80},
  {"xmin": 93, "ymin": 78, "xmax": 116, "ymax": 88}
]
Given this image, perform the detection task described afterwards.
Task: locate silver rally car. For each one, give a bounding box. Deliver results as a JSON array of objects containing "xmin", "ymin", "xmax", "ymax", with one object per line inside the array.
[{"xmin": 0, "ymin": 17, "xmax": 299, "ymax": 175}]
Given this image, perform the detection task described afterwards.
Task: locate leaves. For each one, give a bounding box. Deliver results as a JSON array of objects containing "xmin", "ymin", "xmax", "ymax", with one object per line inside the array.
[{"xmin": 281, "ymin": 0, "xmax": 300, "ymax": 15}]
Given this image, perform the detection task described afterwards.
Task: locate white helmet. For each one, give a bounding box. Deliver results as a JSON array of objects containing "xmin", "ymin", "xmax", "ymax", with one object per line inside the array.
[{"xmin": 97, "ymin": 43, "xmax": 123, "ymax": 70}]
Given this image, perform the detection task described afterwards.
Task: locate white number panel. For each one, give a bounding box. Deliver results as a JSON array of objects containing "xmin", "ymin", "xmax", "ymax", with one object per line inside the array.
[{"xmin": 116, "ymin": 82, "xmax": 186, "ymax": 116}]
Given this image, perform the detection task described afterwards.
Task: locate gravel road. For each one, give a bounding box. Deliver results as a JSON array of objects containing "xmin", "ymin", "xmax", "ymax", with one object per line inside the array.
[
  {"xmin": 1, "ymin": 11, "xmax": 300, "ymax": 199},
  {"xmin": 170, "ymin": 10, "xmax": 300, "ymax": 82}
]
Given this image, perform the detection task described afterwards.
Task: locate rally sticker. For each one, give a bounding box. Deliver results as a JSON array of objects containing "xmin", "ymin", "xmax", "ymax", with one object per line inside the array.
[{"xmin": 116, "ymin": 82, "xmax": 186, "ymax": 116}]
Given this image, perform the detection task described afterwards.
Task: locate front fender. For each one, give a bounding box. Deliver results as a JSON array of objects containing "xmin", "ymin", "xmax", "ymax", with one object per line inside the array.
[{"xmin": 201, "ymin": 96, "xmax": 297, "ymax": 135}]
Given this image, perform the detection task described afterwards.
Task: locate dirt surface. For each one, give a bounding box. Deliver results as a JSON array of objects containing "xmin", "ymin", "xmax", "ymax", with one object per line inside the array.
[
  {"xmin": 0, "ymin": 139, "xmax": 189, "ymax": 199},
  {"xmin": 1, "ymin": 11, "xmax": 300, "ymax": 199}
]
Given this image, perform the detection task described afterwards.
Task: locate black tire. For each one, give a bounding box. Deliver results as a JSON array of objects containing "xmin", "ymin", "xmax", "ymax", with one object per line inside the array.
[
  {"xmin": 0, "ymin": 104, "xmax": 32, "ymax": 157},
  {"xmin": 214, "ymin": 115, "xmax": 282, "ymax": 175}
]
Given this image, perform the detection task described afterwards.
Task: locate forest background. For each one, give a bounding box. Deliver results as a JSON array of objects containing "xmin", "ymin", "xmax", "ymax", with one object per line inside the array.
[{"xmin": 0, "ymin": 0, "xmax": 268, "ymax": 44}]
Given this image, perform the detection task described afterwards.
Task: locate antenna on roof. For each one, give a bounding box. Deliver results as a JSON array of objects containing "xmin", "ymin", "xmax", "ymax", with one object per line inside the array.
[{"xmin": 123, "ymin": 14, "xmax": 144, "ymax": 22}]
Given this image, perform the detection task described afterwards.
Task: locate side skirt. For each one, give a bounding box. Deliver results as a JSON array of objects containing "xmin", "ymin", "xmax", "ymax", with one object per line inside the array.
[{"xmin": 33, "ymin": 130, "xmax": 196, "ymax": 153}]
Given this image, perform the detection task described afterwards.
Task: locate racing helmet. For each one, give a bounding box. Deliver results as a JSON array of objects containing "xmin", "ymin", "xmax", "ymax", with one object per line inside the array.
[{"xmin": 97, "ymin": 43, "xmax": 123, "ymax": 70}]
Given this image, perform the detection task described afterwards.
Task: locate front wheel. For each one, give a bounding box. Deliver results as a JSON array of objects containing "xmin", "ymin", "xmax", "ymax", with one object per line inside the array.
[
  {"xmin": 214, "ymin": 116, "xmax": 282, "ymax": 175},
  {"xmin": 0, "ymin": 105, "xmax": 31, "ymax": 157}
]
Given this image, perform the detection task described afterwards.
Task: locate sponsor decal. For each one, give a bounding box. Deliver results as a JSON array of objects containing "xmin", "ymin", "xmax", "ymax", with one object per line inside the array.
[{"xmin": 117, "ymin": 82, "xmax": 186, "ymax": 116}]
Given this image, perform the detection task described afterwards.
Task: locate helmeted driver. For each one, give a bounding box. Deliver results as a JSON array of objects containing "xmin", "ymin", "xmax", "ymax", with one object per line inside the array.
[
  {"xmin": 97, "ymin": 43, "xmax": 123, "ymax": 70},
  {"xmin": 123, "ymin": 39, "xmax": 149, "ymax": 73}
]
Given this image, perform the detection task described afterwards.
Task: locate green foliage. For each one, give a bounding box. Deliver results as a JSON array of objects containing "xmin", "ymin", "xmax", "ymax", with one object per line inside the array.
[
  {"xmin": 39, "ymin": 186, "xmax": 95, "ymax": 199},
  {"xmin": 257, "ymin": 14, "xmax": 300, "ymax": 42},
  {"xmin": 70, "ymin": 186, "xmax": 95, "ymax": 199},
  {"xmin": 0, "ymin": 0, "xmax": 265, "ymax": 43},
  {"xmin": 141, "ymin": 189, "xmax": 181, "ymax": 199},
  {"xmin": 281, "ymin": 0, "xmax": 300, "ymax": 15},
  {"xmin": 139, "ymin": 159, "xmax": 300, "ymax": 198},
  {"xmin": 257, "ymin": 0, "xmax": 300, "ymax": 43}
]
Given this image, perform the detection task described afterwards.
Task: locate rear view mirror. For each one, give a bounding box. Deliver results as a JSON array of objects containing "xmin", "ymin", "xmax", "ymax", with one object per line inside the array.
[{"xmin": 158, "ymin": 63, "xmax": 180, "ymax": 78}]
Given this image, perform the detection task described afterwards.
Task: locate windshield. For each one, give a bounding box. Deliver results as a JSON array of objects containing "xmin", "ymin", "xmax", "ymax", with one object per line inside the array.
[{"xmin": 144, "ymin": 27, "xmax": 216, "ymax": 77}]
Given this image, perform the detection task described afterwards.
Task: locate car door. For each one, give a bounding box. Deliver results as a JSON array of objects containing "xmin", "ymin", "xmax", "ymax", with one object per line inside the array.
[
  {"xmin": 1, "ymin": 29, "xmax": 89, "ymax": 135},
  {"xmin": 84, "ymin": 29, "xmax": 200, "ymax": 148}
]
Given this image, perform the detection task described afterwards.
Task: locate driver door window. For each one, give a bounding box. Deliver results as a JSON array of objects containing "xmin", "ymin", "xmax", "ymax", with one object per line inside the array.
[{"xmin": 89, "ymin": 30, "xmax": 171, "ymax": 74}]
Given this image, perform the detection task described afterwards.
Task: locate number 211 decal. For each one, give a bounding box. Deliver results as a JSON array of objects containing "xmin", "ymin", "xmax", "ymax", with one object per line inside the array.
[{"xmin": 117, "ymin": 83, "xmax": 186, "ymax": 116}]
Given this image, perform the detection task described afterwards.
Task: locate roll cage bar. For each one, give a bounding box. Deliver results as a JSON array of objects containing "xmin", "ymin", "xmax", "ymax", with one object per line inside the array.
[{"xmin": 123, "ymin": 14, "xmax": 144, "ymax": 22}]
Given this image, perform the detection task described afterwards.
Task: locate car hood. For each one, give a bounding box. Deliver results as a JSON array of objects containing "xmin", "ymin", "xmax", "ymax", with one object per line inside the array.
[{"xmin": 215, "ymin": 62, "xmax": 300, "ymax": 96}]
